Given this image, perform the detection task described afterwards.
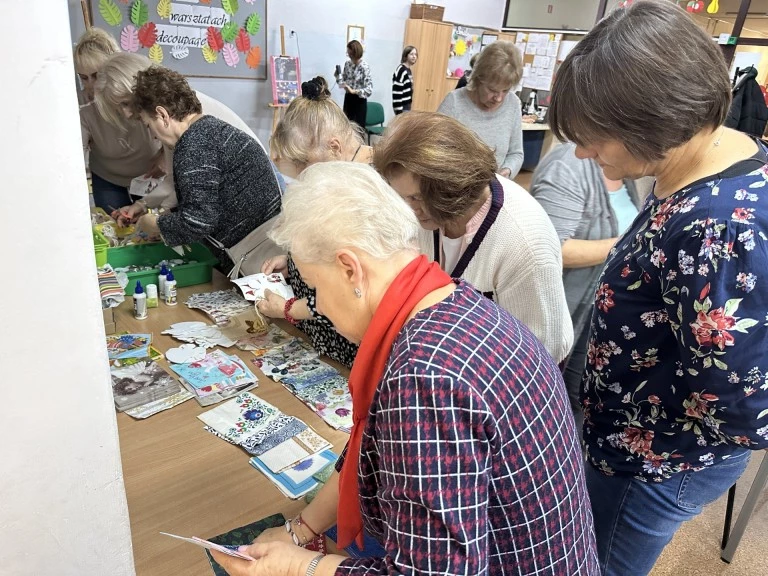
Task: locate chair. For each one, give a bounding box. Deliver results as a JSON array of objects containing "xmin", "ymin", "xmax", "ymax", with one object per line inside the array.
[
  {"xmin": 720, "ymin": 452, "xmax": 768, "ymax": 563},
  {"xmin": 364, "ymin": 102, "xmax": 386, "ymax": 144}
]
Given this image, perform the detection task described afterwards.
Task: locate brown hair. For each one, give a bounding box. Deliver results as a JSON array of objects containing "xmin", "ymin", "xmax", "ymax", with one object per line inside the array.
[
  {"xmin": 548, "ymin": 1, "xmax": 731, "ymax": 161},
  {"xmin": 468, "ymin": 41, "xmax": 522, "ymax": 91},
  {"xmin": 131, "ymin": 66, "xmax": 202, "ymax": 120},
  {"xmin": 347, "ymin": 40, "xmax": 364, "ymax": 61},
  {"xmin": 74, "ymin": 27, "xmax": 119, "ymax": 72},
  {"xmin": 271, "ymin": 86, "xmax": 363, "ymax": 165},
  {"xmin": 373, "ymin": 111, "xmax": 497, "ymax": 225},
  {"xmin": 401, "ymin": 45, "xmax": 417, "ymax": 63}
]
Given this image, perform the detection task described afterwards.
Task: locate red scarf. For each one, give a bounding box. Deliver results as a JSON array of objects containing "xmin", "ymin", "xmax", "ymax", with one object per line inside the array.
[{"xmin": 337, "ymin": 255, "xmax": 452, "ymax": 549}]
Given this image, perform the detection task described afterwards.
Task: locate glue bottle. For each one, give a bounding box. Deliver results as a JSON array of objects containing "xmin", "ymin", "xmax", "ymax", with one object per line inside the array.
[
  {"xmin": 165, "ymin": 270, "xmax": 177, "ymax": 306},
  {"xmin": 158, "ymin": 263, "xmax": 169, "ymax": 297},
  {"xmin": 133, "ymin": 280, "xmax": 148, "ymax": 320}
]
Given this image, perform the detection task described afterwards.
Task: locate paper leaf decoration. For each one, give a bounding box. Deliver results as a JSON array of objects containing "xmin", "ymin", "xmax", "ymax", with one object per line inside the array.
[
  {"xmin": 120, "ymin": 25, "xmax": 140, "ymax": 52},
  {"xmin": 99, "ymin": 0, "xmax": 123, "ymax": 27},
  {"xmin": 149, "ymin": 44, "xmax": 163, "ymax": 63},
  {"xmin": 130, "ymin": 0, "xmax": 149, "ymax": 27},
  {"xmin": 222, "ymin": 0, "xmax": 239, "ymax": 16},
  {"xmin": 235, "ymin": 28, "xmax": 251, "ymax": 53},
  {"xmin": 138, "ymin": 22, "xmax": 157, "ymax": 48},
  {"xmin": 245, "ymin": 13, "xmax": 261, "ymax": 35},
  {"xmin": 222, "ymin": 43, "xmax": 239, "ymax": 67},
  {"xmin": 455, "ymin": 39, "xmax": 467, "ymax": 56},
  {"xmin": 157, "ymin": 0, "xmax": 171, "ymax": 19},
  {"xmin": 221, "ymin": 21, "xmax": 239, "ymax": 43},
  {"xmin": 202, "ymin": 45, "xmax": 218, "ymax": 64},
  {"xmin": 171, "ymin": 45, "xmax": 189, "ymax": 59},
  {"xmin": 207, "ymin": 26, "xmax": 224, "ymax": 51},
  {"xmin": 245, "ymin": 46, "xmax": 261, "ymax": 69}
]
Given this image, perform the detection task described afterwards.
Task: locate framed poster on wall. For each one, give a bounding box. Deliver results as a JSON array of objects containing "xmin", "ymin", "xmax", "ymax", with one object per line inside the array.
[
  {"xmin": 91, "ymin": 0, "xmax": 268, "ymax": 79},
  {"xmin": 270, "ymin": 56, "xmax": 301, "ymax": 104}
]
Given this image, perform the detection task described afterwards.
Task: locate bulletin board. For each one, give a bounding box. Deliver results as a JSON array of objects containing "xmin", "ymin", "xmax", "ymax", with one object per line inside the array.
[{"xmin": 90, "ymin": 0, "xmax": 268, "ymax": 80}]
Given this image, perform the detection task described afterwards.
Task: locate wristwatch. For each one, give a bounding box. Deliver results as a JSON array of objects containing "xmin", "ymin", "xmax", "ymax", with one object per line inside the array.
[{"xmin": 305, "ymin": 554, "xmax": 324, "ymax": 576}]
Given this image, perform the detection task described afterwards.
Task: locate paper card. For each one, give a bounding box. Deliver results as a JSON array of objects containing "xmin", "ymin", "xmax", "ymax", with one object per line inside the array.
[
  {"xmin": 179, "ymin": 377, "xmax": 260, "ymax": 407},
  {"xmin": 218, "ymin": 309, "xmax": 271, "ymax": 342},
  {"xmin": 232, "ymin": 273, "xmax": 294, "ymax": 302},
  {"xmin": 129, "ymin": 175, "xmax": 163, "ymax": 198},
  {"xmin": 185, "ymin": 290, "xmax": 253, "ymax": 326},
  {"xmin": 110, "ymin": 359, "xmax": 179, "ymax": 411},
  {"xmin": 160, "ymin": 532, "xmax": 254, "ymax": 561},
  {"xmin": 197, "ymin": 391, "xmax": 280, "ymax": 443},
  {"xmin": 237, "ymin": 324, "xmax": 294, "ymax": 354}
]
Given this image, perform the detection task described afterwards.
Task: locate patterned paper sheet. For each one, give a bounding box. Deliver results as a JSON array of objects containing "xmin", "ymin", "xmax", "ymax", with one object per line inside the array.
[
  {"xmin": 185, "ymin": 290, "xmax": 253, "ymax": 326},
  {"xmin": 124, "ymin": 388, "xmax": 194, "ymax": 419},
  {"xmin": 197, "ymin": 392, "xmax": 280, "ymax": 443}
]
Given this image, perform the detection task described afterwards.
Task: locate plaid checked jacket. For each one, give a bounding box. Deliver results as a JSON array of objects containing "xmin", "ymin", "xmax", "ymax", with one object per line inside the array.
[{"xmin": 336, "ymin": 282, "xmax": 599, "ymax": 575}]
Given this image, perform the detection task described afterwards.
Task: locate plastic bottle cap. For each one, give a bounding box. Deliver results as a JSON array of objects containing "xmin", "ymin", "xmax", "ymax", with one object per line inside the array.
[
  {"xmin": 160, "ymin": 264, "xmax": 169, "ymax": 275},
  {"xmin": 166, "ymin": 271, "xmax": 175, "ymax": 281},
  {"xmin": 135, "ymin": 280, "xmax": 144, "ymax": 294}
]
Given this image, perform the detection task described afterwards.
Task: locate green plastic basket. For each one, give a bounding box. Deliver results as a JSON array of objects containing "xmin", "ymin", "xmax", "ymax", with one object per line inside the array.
[
  {"xmin": 107, "ymin": 242, "xmax": 219, "ymax": 295},
  {"xmin": 93, "ymin": 228, "xmax": 109, "ymax": 267}
]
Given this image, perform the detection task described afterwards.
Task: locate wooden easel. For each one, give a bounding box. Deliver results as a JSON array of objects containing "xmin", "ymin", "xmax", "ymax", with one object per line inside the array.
[{"xmin": 268, "ymin": 25, "xmax": 289, "ymax": 135}]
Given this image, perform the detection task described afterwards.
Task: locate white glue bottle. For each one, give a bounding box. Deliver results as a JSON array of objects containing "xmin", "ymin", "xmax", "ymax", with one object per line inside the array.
[
  {"xmin": 165, "ymin": 270, "xmax": 177, "ymax": 306},
  {"xmin": 133, "ymin": 280, "xmax": 148, "ymax": 319},
  {"xmin": 158, "ymin": 263, "xmax": 169, "ymax": 298}
]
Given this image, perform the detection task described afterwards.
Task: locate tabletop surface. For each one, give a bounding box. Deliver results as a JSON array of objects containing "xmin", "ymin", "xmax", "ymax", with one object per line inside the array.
[{"xmin": 114, "ymin": 272, "xmax": 350, "ymax": 576}]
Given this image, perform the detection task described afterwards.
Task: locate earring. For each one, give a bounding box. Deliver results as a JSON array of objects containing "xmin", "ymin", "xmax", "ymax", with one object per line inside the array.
[{"xmin": 354, "ymin": 288, "xmax": 362, "ymax": 299}]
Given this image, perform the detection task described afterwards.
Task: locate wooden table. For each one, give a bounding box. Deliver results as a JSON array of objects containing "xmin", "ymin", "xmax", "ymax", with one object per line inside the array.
[{"xmin": 114, "ymin": 272, "xmax": 350, "ymax": 576}]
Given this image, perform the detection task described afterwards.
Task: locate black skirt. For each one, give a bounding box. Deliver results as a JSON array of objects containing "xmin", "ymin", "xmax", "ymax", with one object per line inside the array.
[{"xmin": 343, "ymin": 92, "xmax": 368, "ymax": 129}]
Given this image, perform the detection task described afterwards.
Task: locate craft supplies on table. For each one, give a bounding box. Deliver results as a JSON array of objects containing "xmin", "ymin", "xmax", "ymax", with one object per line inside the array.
[
  {"xmin": 106, "ymin": 333, "xmax": 152, "ymax": 359},
  {"xmin": 185, "ymin": 289, "xmax": 253, "ymax": 326},
  {"xmin": 110, "ymin": 357, "xmax": 180, "ymax": 412},
  {"xmin": 107, "ymin": 242, "xmax": 218, "ymax": 295},
  {"xmin": 133, "ymin": 281, "xmax": 147, "ymax": 319},
  {"xmin": 97, "ymin": 264, "xmax": 125, "ymax": 309}
]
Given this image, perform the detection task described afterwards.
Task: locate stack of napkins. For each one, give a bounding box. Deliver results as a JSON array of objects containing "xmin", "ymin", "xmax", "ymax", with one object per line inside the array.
[
  {"xmin": 198, "ymin": 392, "xmax": 335, "ymax": 498},
  {"xmin": 251, "ymin": 338, "xmax": 353, "ymax": 432},
  {"xmin": 170, "ymin": 350, "xmax": 259, "ymax": 406},
  {"xmin": 106, "ymin": 333, "xmax": 151, "ymax": 359},
  {"xmin": 185, "ymin": 290, "xmax": 253, "ymax": 326},
  {"xmin": 232, "ymin": 273, "xmax": 294, "ymax": 302},
  {"xmin": 110, "ymin": 358, "xmax": 180, "ymax": 412}
]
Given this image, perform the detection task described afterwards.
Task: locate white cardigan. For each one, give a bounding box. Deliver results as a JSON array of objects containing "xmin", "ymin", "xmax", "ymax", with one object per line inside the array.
[{"xmin": 419, "ymin": 175, "xmax": 573, "ymax": 363}]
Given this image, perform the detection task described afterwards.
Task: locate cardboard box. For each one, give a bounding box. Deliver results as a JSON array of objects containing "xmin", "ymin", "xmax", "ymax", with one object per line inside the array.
[
  {"xmin": 409, "ymin": 3, "xmax": 445, "ymax": 21},
  {"xmin": 102, "ymin": 307, "xmax": 116, "ymax": 335}
]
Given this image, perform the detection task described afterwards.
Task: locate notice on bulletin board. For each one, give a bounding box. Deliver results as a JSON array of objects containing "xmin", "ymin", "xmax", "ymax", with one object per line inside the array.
[{"xmin": 91, "ymin": 0, "xmax": 268, "ymax": 80}]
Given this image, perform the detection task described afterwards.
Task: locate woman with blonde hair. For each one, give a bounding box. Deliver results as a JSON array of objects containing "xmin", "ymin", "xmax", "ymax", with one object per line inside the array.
[
  {"xmin": 373, "ymin": 111, "xmax": 572, "ymax": 364},
  {"xmin": 76, "ymin": 29, "xmax": 162, "ymax": 211},
  {"xmin": 98, "ymin": 53, "xmax": 281, "ymax": 219},
  {"xmin": 211, "ymin": 161, "xmax": 598, "ymax": 576},
  {"xmin": 257, "ymin": 76, "xmax": 366, "ymax": 367},
  {"xmin": 73, "ymin": 27, "xmax": 118, "ymax": 102},
  {"xmin": 438, "ymin": 40, "xmax": 524, "ymax": 178}
]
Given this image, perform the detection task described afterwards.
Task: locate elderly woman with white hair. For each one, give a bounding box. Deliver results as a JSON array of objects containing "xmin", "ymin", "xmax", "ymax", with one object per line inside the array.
[
  {"xmin": 438, "ymin": 40, "xmax": 524, "ymax": 178},
  {"xmin": 76, "ymin": 28, "xmax": 162, "ymax": 211},
  {"xmin": 211, "ymin": 161, "xmax": 599, "ymax": 576}
]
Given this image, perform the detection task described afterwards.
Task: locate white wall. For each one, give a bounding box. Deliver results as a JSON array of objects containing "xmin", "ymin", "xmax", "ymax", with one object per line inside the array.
[
  {"xmin": 68, "ymin": 0, "xmax": 505, "ymax": 148},
  {"xmin": 1, "ymin": 2, "xmax": 135, "ymax": 575}
]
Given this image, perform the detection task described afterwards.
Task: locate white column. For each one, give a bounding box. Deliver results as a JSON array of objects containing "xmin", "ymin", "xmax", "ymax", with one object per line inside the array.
[{"xmin": 0, "ymin": 2, "xmax": 135, "ymax": 575}]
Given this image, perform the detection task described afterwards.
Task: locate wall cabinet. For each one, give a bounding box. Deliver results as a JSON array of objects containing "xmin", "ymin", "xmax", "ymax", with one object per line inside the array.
[{"xmin": 404, "ymin": 19, "xmax": 454, "ymax": 111}]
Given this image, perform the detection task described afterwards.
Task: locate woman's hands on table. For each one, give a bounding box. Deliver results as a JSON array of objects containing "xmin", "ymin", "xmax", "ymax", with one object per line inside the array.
[
  {"xmin": 210, "ymin": 541, "xmax": 315, "ymax": 576},
  {"xmin": 112, "ymin": 201, "xmax": 148, "ymax": 227},
  {"xmin": 256, "ymin": 289, "xmax": 287, "ymax": 319}
]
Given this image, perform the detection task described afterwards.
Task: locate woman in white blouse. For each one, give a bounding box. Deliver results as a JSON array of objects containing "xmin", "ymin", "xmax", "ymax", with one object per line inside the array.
[{"xmin": 334, "ymin": 40, "xmax": 373, "ymax": 129}]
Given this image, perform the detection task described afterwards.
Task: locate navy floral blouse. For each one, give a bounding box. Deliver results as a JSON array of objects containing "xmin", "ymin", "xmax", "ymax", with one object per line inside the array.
[{"xmin": 583, "ymin": 147, "xmax": 768, "ymax": 481}]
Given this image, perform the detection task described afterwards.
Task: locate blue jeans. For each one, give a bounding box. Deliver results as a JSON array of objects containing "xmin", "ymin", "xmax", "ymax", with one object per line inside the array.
[
  {"xmin": 91, "ymin": 172, "xmax": 132, "ymax": 212},
  {"xmin": 587, "ymin": 450, "xmax": 751, "ymax": 575}
]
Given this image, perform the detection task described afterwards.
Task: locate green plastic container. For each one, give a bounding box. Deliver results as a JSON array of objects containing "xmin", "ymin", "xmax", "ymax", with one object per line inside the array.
[
  {"xmin": 93, "ymin": 228, "xmax": 109, "ymax": 267},
  {"xmin": 107, "ymin": 242, "xmax": 219, "ymax": 295}
]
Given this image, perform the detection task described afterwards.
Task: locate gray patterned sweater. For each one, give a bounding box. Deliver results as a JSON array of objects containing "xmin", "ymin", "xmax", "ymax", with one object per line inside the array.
[{"xmin": 158, "ymin": 115, "xmax": 281, "ymax": 250}]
